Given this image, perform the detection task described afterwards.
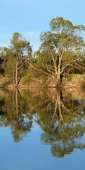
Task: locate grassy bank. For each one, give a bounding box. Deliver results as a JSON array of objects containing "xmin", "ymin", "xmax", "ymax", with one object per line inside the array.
[
  {"xmin": 62, "ymin": 74, "xmax": 85, "ymax": 89},
  {"xmin": 0, "ymin": 74, "xmax": 85, "ymax": 89}
]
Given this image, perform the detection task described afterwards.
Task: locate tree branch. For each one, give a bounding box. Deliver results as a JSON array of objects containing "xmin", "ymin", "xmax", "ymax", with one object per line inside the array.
[{"xmin": 28, "ymin": 62, "xmax": 50, "ymax": 76}]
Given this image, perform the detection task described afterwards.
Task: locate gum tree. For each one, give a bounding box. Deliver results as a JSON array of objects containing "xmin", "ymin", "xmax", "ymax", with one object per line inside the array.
[
  {"xmin": 0, "ymin": 32, "xmax": 32, "ymax": 87},
  {"xmin": 10, "ymin": 32, "xmax": 32, "ymax": 87},
  {"xmin": 36, "ymin": 17, "xmax": 85, "ymax": 87}
]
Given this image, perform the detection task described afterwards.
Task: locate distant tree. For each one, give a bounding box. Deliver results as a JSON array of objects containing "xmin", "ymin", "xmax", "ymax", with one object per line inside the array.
[
  {"xmin": 10, "ymin": 32, "xmax": 32, "ymax": 87},
  {"xmin": 0, "ymin": 32, "xmax": 32, "ymax": 87}
]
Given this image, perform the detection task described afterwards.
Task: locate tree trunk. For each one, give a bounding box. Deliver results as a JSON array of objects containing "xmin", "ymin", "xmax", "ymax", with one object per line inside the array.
[
  {"xmin": 56, "ymin": 74, "xmax": 61, "ymax": 87},
  {"xmin": 15, "ymin": 62, "xmax": 18, "ymax": 87},
  {"xmin": 56, "ymin": 54, "xmax": 63, "ymax": 87}
]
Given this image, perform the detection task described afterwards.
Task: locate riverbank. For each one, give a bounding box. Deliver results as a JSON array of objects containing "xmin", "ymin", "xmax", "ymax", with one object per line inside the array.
[
  {"xmin": 0, "ymin": 74, "xmax": 85, "ymax": 90},
  {"xmin": 61, "ymin": 74, "xmax": 85, "ymax": 92}
]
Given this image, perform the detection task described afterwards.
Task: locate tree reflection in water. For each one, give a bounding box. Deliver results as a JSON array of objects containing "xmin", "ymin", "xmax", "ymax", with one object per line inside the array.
[
  {"xmin": 33, "ymin": 90, "xmax": 85, "ymax": 157},
  {"xmin": 0, "ymin": 89, "xmax": 33, "ymax": 142},
  {"xmin": 0, "ymin": 89, "xmax": 85, "ymax": 157}
]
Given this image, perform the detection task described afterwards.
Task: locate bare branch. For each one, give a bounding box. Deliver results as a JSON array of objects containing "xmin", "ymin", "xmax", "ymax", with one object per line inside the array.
[{"xmin": 29, "ymin": 62, "xmax": 50, "ymax": 76}]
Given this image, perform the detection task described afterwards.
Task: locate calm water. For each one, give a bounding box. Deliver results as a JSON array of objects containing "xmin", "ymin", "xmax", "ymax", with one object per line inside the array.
[{"xmin": 0, "ymin": 89, "xmax": 85, "ymax": 170}]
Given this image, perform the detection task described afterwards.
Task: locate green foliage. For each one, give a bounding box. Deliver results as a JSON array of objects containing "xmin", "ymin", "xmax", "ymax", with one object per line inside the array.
[
  {"xmin": 36, "ymin": 17, "xmax": 85, "ymax": 86},
  {"xmin": 0, "ymin": 32, "xmax": 32, "ymax": 85},
  {"xmin": 20, "ymin": 74, "xmax": 32, "ymax": 84}
]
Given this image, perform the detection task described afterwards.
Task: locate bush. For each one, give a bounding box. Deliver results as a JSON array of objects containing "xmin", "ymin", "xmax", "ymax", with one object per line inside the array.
[{"xmin": 20, "ymin": 75, "xmax": 32, "ymax": 85}]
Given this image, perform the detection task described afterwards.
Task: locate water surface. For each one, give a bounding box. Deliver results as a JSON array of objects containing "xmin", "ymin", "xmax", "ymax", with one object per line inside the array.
[{"xmin": 0, "ymin": 89, "xmax": 85, "ymax": 170}]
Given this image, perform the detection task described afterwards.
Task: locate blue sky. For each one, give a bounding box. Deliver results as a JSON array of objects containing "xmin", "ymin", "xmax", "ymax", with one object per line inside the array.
[{"xmin": 0, "ymin": 0, "xmax": 85, "ymax": 52}]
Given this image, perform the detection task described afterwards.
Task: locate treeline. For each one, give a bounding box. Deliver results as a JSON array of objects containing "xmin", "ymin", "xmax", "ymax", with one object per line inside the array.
[{"xmin": 0, "ymin": 17, "xmax": 85, "ymax": 87}]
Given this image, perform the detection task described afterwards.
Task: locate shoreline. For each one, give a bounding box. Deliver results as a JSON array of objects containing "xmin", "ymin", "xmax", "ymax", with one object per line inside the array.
[{"xmin": 0, "ymin": 74, "xmax": 85, "ymax": 90}]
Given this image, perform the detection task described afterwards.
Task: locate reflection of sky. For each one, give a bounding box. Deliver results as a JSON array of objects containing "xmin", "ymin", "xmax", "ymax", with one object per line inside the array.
[
  {"xmin": 77, "ymin": 99, "xmax": 85, "ymax": 104},
  {"xmin": 0, "ymin": 123, "xmax": 85, "ymax": 170},
  {"xmin": 32, "ymin": 120, "xmax": 41, "ymax": 132},
  {"xmin": 1, "ymin": 97, "xmax": 85, "ymax": 169}
]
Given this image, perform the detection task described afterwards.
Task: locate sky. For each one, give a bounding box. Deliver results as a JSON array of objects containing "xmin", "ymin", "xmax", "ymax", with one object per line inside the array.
[{"xmin": 0, "ymin": 0, "xmax": 85, "ymax": 52}]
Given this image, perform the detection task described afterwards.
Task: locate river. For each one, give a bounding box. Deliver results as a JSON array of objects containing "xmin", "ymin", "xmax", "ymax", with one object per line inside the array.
[{"xmin": 0, "ymin": 88, "xmax": 85, "ymax": 170}]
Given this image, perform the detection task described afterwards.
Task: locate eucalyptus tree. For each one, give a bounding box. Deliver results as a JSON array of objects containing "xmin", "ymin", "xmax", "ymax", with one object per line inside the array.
[
  {"xmin": 10, "ymin": 32, "xmax": 32, "ymax": 87},
  {"xmin": 0, "ymin": 32, "xmax": 32, "ymax": 87},
  {"xmin": 36, "ymin": 17, "xmax": 85, "ymax": 87}
]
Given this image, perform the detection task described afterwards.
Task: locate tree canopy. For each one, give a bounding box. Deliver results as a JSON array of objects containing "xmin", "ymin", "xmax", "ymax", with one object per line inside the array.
[
  {"xmin": 35, "ymin": 17, "xmax": 85, "ymax": 86},
  {"xmin": 0, "ymin": 32, "xmax": 32, "ymax": 86}
]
